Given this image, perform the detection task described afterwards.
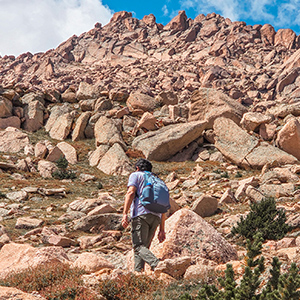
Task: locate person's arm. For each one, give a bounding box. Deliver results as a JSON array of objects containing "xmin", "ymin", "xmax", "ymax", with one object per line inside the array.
[
  {"xmin": 158, "ymin": 213, "xmax": 166, "ymax": 243},
  {"xmin": 122, "ymin": 185, "xmax": 136, "ymax": 228}
]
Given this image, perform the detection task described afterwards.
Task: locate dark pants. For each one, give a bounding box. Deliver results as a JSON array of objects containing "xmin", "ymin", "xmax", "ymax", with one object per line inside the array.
[{"xmin": 131, "ymin": 213, "xmax": 161, "ymax": 272}]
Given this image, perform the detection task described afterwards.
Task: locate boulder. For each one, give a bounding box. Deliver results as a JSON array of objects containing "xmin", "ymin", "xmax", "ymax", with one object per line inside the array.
[
  {"xmin": 0, "ymin": 96, "xmax": 12, "ymax": 118},
  {"xmin": 94, "ymin": 116, "xmax": 126, "ymax": 148},
  {"xmin": 15, "ymin": 217, "xmax": 43, "ymax": 229},
  {"xmin": 0, "ymin": 243, "xmax": 69, "ymax": 279},
  {"xmin": 126, "ymin": 92, "xmax": 157, "ymax": 112},
  {"xmin": 188, "ymin": 88, "xmax": 247, "ymax": 128},
  {"xmin": 132, "ymin": 120, "xmax": 207, "ymax": 161},
  {"xmin": 164, "ymin": 10, "xmax": 188, "ymax": 32},
  {"xmin": 240, "ymin": 112, "xmax": 273, "ymax": 132},
  {"xmin": 73, "ymin": 213, "xmax": 123, "ymax": 232},
  {"xmin": 132, "ymin": 112, "xmax": 157, "ymax": 135},
  {"xmin": 260, "ymin": 24, "xmax": 275, "ymax": 45},
  {"xmin": 156, "ymin": 91, "xmax": 178, "ymax": 106},
  {"xmin": 46, "ymin": 146, "xmax": 64, "ymax": 162},
  {"xmin": 0, "ymin": 127, "xmax": 30, "ymax": 153},
  {"xmin": 150, "ymin": 209, "xmax": 237, "ymax": 263},
  {"xmin": 155, "ymin": 256, "xmax": 191, "ymax": 278},
  {"xmin": 87, "ymin": 204, "xmax": 117, "ymax": 216},
  {"xmin": 0, "ymin": 116, "xmax": 21, "ymax": 129},
  {"xmin": 37, "ymin": 160, "xmax": 58, "ymax": 178},
  {"xmin": 191, "ymin": 195, "xmax": 218, "ymax": 217},
  {"xmin": 57, "ymin": 142, "xmax": 77, "ymax": 164},
  {"xmin": 69, "ymin": 197, "xmax": 104, "ymax": 214},
  {"xmin": 23, "ymin": 100, "xmax": 44, "ymax": 132},
  {"xmin": 76, "ymin": 81, "xmax": 101, "ymax": 100},
  {"xmin": 71, "ymin": 252, "xmax": 114, "ymax": 273},
  {"xmin": 6, "ymin": 190, "xmax": 28, "ymax": 202},
  {"xmin": 274, "ymin": 28, "xmax": 296, "ymax": 49},
  {"xmin": 49, "ymin": 113, "xmax": 74, "ymax": 140},
  {"xmin": 214, "ymin": 117, "xmax": 298, "ymax": 169},
  {"xmin": 89, "ymin": 144, "xmax": 110, "ymax": 167},
  {"xmin": 45, "ymin": 104, "xmax": 72, "ymax": 132},
  {"xmin": 34, "ymin": 141, "xmax": 48, "ymax": 158},
  {"xmin": 276, "ymin": 117, "xmax": 300, "ymax": 160},
  {"xmin": 47, "ymin": 235, "xmax": 77, "ymax": 247},
  {"xmin": 72, "ymin": 111, "xmax": 91, "ymax": 141},
  {"xmin": 97, "ymin": 143, "xmax": 133, "ymax": 176},
  {"xmin": 0, "ymin": 287, "xmax": 47, "ymax": 300}
]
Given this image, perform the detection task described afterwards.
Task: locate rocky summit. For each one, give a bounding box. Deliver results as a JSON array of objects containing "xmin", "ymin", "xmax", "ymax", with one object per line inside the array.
[{"xmin": 1, "ymin": 9, "xmax": 300, "ymax": 299}]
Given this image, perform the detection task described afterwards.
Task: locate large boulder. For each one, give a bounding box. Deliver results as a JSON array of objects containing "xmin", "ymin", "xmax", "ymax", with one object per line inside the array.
[
  {"xmin": 72, "ymin": 111, "xmax": 91, "ymax": 141},
  {"xmin": 57, "ymin": 142, "xmax": 77, "ymax": 164},
  {"xmin": 274, "ymin": 28, "xmax": 296, "ymax": 49},
  {"xmin": 276, "ymin": 117, "xmax": 300, "ymax": 160},
  {"xmin": 0, "ymin": 116, "xmax": 21, "ymax": 129},
  {"xmin": 188, "ymin": 88, "xmax": 247, "ymax": 128},
  {"xmin": 0, "ymin": 243, "xmax": 69, "ymax": 279},
  {"xmin": 260, "ymin": 24, "xmax": 275, "ymax": 45},
  {"xmin": 0, "ymin": 127, "xmax": 30, "ymax": 153},
  {"xmin": 76, "ymin": 82, "xmax": 101, "ymax": 100},
  {"xmin": 45, "ymin": 104, "xmax": 72, "ymax": 132},
  {"xmin": 164, "ymin": 10, "xmax": 188, "ymax": 32},
  {"xmin": 132, "ymin": 120, "xmax": 207, "ymax": 161},
  {"xmin": 150, "ymin": 209, "xmax": 237, "ymax": 263},
  {"xmin": 214, "ymin": 117, "xmax": 298, "ymax": 169},
  {"xmin": 126, "ymin": 92, "xmax": 157, "ymax": 112},
  {"xmin": 49, "ymin": 113, "xmax": 74, "ymax": 140},
  {"xmin": 0, "ymin": 96, "xmax": 12, "ymax": 118},
  {"xmin": 97, "ymin": 143, "xmax": 133, "ymax": 176},
  {"xmin": 23, "ymin": 100, "xmax": 44, "ymax": 132},
  {"xmin": 94, "ymin": 116, "xmax": 126, "ymax": 148}
]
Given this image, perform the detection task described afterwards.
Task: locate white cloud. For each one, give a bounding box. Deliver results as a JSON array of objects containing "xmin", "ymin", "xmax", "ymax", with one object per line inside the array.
[
  {"xmin": 0, "ymin": 0, "xmax": 113, "ymax": 56},
  {"xmin": 162, "ymin": 4, "xmax": 169, "ymax": 16}
]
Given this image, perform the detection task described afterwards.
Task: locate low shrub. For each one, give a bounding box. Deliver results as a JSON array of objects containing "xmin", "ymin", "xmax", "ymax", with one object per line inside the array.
[
  {"xmin": 98, "ymin": 272, "xmax": 162, "ymax": 300},
  {"xmin": 0, "ymin": 262, "xmax": 97, "ymax": 300}
]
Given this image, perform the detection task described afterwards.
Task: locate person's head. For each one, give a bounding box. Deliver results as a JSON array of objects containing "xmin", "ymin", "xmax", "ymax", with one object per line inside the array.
[{"xmin": 135, "ymin": 158, "xmax": 152, "ymax": 172}]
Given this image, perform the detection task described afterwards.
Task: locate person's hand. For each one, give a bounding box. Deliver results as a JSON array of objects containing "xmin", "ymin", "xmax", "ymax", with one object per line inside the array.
[
  {"xmin": 158, "ymin": 230, "xmax": 166, "ymax": 243},
  {"xmin": 122, "ymin": 214, "xmax": 129, "ymax": 228}
]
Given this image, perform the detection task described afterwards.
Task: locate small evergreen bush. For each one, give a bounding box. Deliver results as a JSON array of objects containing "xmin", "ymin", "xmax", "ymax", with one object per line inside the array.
[
  {"xmin": 231, "ymin": 197, "xmax": 292, "ymax": 241},
  {"xmin": 52, "ymin": 156, "xmax": 76, "ymax": 180}
]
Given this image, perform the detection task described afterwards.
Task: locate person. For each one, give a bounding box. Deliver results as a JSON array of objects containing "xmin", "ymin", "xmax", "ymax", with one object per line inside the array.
[{"xmin": 122, "ymin": 158, "xmax": 166, "ymax": 272}]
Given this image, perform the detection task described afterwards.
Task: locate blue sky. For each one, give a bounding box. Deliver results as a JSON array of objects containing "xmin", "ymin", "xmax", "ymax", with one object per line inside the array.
[{"xmin": 0, "ymin": 0, "xmax": 300, "ymax": 56}]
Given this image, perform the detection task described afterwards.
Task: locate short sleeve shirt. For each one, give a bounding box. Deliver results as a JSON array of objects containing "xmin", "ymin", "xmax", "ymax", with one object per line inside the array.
[{"xmin": 127, "ymin": 171, "xmax": 161, "ymax": 219}]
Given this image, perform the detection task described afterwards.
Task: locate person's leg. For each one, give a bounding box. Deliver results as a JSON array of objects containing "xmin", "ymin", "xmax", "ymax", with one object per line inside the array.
[
  {"xmin": 131, "ymin": 216, "xmax": 147, "ymax": 272},
  {"xmin": 135, "ymin": 214, "xmax": 160, "ymax": 269}
]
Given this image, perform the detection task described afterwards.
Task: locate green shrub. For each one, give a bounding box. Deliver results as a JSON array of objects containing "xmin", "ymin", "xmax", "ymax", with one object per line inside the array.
[
  {"xmin": 231, "ymin": 197, "xmax": 292, "ymax": 241},
  {"xmin": 52, "ymin": 156, "xmax": 76, "ymax": 180}
]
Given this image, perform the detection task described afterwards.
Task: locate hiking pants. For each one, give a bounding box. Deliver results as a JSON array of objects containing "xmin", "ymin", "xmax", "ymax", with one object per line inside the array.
[{"xmin": 131, "ymin": 213, "xmax": 161, "ymax": 272}]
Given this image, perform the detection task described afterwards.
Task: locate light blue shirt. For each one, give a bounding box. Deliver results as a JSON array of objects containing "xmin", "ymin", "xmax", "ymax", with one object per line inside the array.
[{"xmin": 127, "ymin": 171, "xmax": 161, "ymax": 219}]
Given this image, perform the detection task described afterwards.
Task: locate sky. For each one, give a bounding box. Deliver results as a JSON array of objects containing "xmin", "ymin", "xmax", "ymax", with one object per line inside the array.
[{"xmin": 1, "ymin": 0, "xmax": 300, "ymax": 57}]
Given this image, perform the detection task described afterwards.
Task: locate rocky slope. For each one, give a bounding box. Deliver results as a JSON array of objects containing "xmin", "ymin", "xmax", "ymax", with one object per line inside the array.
[{"xmin": 1, "ymin": 9, "xmax": 300, "ymax": 299}]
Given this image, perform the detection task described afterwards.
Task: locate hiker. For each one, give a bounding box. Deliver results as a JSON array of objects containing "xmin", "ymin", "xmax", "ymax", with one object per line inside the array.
[{"xmin": 122, "ymin": 158, "xmax": 167, "ymax": 272}]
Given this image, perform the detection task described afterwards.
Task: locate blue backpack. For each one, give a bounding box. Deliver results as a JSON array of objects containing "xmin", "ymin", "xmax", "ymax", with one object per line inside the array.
[{"xmin": 139, "ymin": 171, "xmax": 170, "ymax": 213}]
